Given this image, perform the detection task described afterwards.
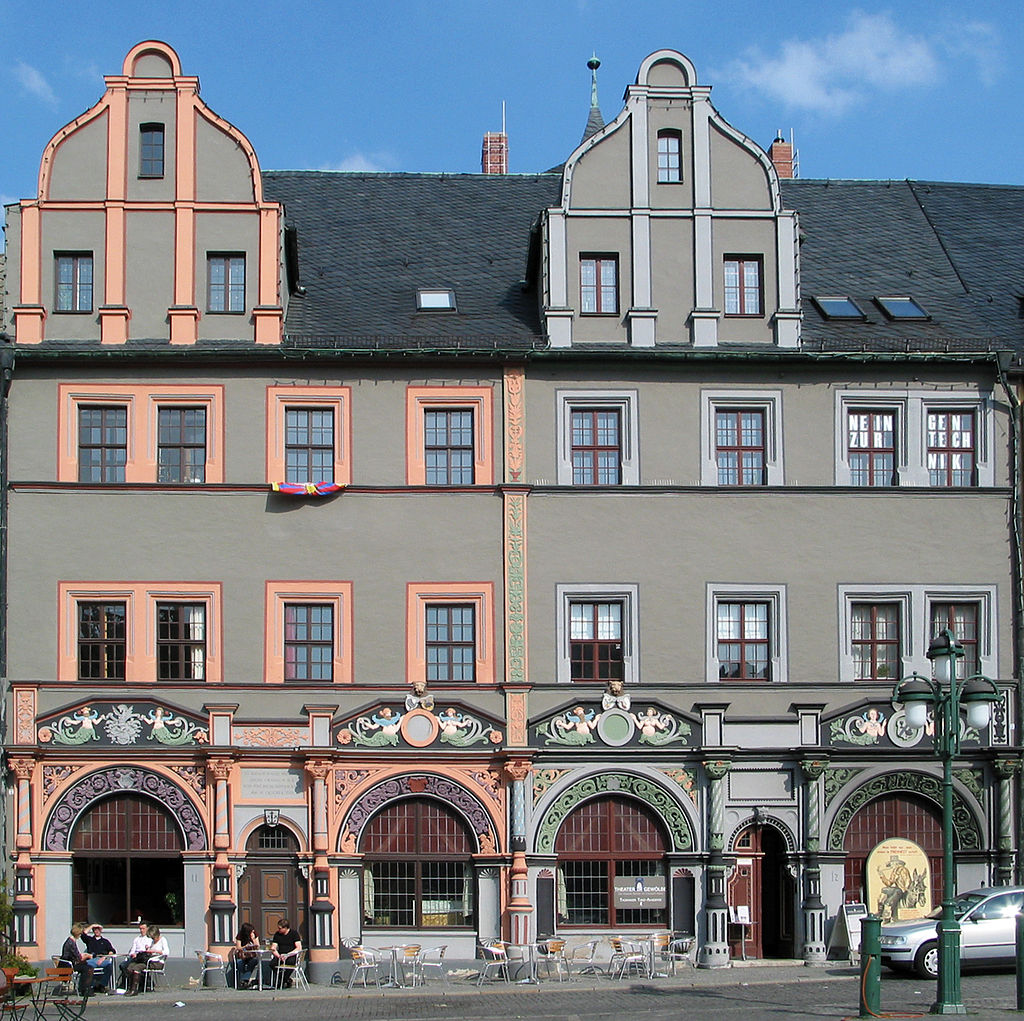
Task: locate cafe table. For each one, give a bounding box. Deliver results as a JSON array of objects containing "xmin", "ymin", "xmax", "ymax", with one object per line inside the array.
[{"xmin": 13, "ymin": 972, "xmax": 88, "ymax": 1021}]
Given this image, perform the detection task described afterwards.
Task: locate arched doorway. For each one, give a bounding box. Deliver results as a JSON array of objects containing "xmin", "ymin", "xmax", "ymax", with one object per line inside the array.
[
  {"xmin": 71, "ymin": 794, "xmax": 184, "ymax": 926},
  {"xmin": 360, "ymin": 798, "xmax": 476, "ymax": 930},
  {"xmin": 238, "ymin": 825, "xmax": 307, "ymax": 942},
  {"xmin": 842, "ymin": 794, "xmax": 943, "ymax": 909},
  {"xmin": 727, "ymin": 823, "xmax": 794, "ymax": 958},
  {"xmin": 554, "ymin": 796, "xmax": 670, "ymax": 929}
]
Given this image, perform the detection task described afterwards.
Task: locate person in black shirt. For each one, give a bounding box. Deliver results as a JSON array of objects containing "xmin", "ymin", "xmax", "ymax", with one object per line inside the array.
[
  {"xmin": 81, "ymin": 924, "xmax": 116, "ymax": 992},
  {"xmin": 269, "ymin": 919, "xmax": 302, "ymax": 988},
  {"xmin": 59, "ymin": 922, "xmax": 95, "ymax": 997}
]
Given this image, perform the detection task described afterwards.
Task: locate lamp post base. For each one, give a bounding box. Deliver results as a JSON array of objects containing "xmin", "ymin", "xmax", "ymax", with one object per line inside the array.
[{"xmin": 930, "ymin": 917, "xmax": 965, "ymax": 1015}]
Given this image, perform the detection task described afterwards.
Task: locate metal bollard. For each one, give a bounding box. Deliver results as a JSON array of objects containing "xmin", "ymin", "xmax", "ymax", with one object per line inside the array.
[
  {"xmin": 1016, "ymin": 912, "xmax": 1024, "ymax": 1011},
  {"xmin": 859, "ymin": 914, "xmax": 882, "ymax": 1018}
]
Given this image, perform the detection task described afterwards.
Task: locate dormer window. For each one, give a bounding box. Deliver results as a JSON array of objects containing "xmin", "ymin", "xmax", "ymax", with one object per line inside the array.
[
  {"xmin": 140, "ymin": 123, "xmax": 165, "ymax": 178},
  {"xmin": 875, "ymin": 296, "xmax": 929, "ymax": 320},
  {"xmin": 580, "ymin": 255, "xmax": 618, "ymax": 314},
  {"xmin": 811, "ymin": 296, "xmax": 866, "ymax": 320},
  {"xmin": 657, "ymin": 130, "xmax": 682, "ymax": 183},
  {"xmin": 724, "ymin": 256, "xmax": 762, "ymax": 316},
  {"xmin": 416, "ymin": 288, "xmax": 457, "ymax": 311}
]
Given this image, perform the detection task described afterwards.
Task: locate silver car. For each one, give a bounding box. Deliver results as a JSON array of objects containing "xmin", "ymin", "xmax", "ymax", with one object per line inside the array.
[{"xmin": 880, "ymin": 886, "xmax": 1024, "ymax": 978}]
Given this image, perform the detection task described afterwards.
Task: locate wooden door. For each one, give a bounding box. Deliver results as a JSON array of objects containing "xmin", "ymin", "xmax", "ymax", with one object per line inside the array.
[
  {"xmin": 728, "ymin": 824, "xmax": 795, "ymax": 959},
  {"xmin": 237, "ymin": 826, "xmax": 307, "ymax": 943}
]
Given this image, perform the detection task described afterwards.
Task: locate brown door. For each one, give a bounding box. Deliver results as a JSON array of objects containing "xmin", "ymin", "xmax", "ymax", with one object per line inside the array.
[
  {"xmin": 237, "ymin": 826, "xmax": 307, "ymax": 943},
  {"xmin": 728, "ymin": 824, "xmax": 795, "ymax": 959}
]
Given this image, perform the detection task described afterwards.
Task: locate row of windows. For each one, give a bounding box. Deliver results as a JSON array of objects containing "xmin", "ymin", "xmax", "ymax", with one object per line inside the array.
[
  {"xmin": 580, "ymin": 254, "xmax": 762, "ymax": 317},
  {"xmin": 59, "ymin": 385, "xmax": 992, "ymax": 489},
  {"xmin": 62, "ymin": 584, "xmax": 990, "ymax": 686},
  {"xmin": 53, "ymin": 252, "xmax": 245, "ymax": 314}
]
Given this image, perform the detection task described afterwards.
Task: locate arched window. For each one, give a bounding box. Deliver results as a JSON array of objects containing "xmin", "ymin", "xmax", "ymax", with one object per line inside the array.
[
  {"xmin": 360, "ymin": 798, "xmax": 475, "ymax": 929},
  {"xmin": 71, "ymin": 794, "xmax": 184, "ymax": 925},
  {"xmin": 555, "ymin": 796, "xmax": 668, "ymax": 927},
  {"xmin": 843, "ymin": 794, "xmax": 943, "ymax": 906}
]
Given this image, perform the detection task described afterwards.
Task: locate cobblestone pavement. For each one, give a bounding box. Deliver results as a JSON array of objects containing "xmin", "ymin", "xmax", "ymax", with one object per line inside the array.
[{"xmin": 65, "ymin": 963, "xmax": 1022, "ymax": 1021}]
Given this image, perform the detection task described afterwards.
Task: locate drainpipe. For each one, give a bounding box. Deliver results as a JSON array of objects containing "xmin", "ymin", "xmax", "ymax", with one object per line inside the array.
[{"xmin": 994, "ymin": 351, "xmax": 1023, "ymax": 884}]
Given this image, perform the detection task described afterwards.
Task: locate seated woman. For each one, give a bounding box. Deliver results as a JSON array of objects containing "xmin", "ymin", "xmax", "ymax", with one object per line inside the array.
[
  {"xmin": 126, "ymin": 925, "xmax": 169, "ymax": 996},
  {"xmin": 227, "ymin": 923, "xmax": 262, "ymax": 989},
  {"xmin": 59, "ymin": 922, "xmax": 95, "ymax": 997}
]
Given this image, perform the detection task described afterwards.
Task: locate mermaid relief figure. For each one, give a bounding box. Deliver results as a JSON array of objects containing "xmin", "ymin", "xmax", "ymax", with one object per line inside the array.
[
  {"xmin": 555, "ymin": 706, "xmax": 599, "ymax": 736},
  {"xmin": 367, "ymin": 706, "xmax": 403, "ymax": 736},
  {"xmin": 632, "ymin": 706, "xmax": 670, "ymax": 738}
]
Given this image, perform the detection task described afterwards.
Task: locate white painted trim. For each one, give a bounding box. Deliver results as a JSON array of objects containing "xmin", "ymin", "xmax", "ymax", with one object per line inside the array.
[
  {"xmin": 700, "ymin": 389, "xmax": 784, "ymax": 486},
  {"xmin": 705, "ymin": 583, "xmax": 789, "ymax": 684},
  {"xmin": 555, "ymin": 583, "xmax": 640, "ymax": 685},
  {"xmin": 555, "ymin": 389, "xmax": 640, "ymax": 485}
]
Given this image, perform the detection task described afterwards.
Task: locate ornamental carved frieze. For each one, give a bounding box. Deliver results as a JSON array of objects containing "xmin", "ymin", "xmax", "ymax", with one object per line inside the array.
[
  {"xmin": 169, "ymin": 764, "xmax": 207, "ymax": 799},
  {"xmin": 825, "ymin": 697, "xmax": 1001, "ymax": 749},
  {"xmin": 335, "ymin": 702, "xmax": 503, "ymax": 750},
  {"xmin": 15, "ymin": 689, "xmax": 36, "ymax": 745},
  {"xmin": 662, "ymin": 768, "xmax": 698, "ymax": 805},
  {"xmin": 37, "ymin": 700, "xmax": 208, "ymax": 747},
  {"xmin": 532, "ymin": 769, "xmax": 566, "ymax": 804},
  {"xmin": 535, "ymin": 772, "xmax": 694, "ymax": 853},
  {"xmin": 822, "ymin": 767, "xmax": 862, "ymax": 809},
  {"xmin": 42, "ymin": 765, "xmax": 79, "ymax": 800},
  {"xmin": 44, "ymin": 766, "xmax": 207, "ymax": 852},
  {"xmin": 503, "ymin": 366, "xmax": 525, "ymax": 483},
  {"xmin": 333, "ymin": 769, "xmax": 373, "ymax": 809},
  {"xmin": 504, "ymin": 492, "xmax": 527, "ymax": 688},
  {"xmin": 826, "ymin": 771, "xmax": 982, "ymax": 852},
  {"xmin": 235, "ymin": 726, "xmax": 309, "ymax": 747},
  {"xmin": 533, "ymin": 700, "xmax": 693, "ymax": 749},
  {"xmin": 338, "ymin": 774, "xmax": 498, "ymax": 857},
  {"xmin": 472, "ymin": 769, "xmax": 503, "ymax": 804}
]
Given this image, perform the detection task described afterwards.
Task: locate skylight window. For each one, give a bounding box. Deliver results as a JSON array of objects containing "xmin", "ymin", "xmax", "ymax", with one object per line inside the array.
[
  {"xmin": 875, "ymin": 296, "xmax": 929, "ymax": 320},
  {"xmin": 812, "ymin": 296, "xmax": 865, "ymax": 320},
  {"xmin": 416, "ymin": 288, "xmax": 457, "ymax": 311}
]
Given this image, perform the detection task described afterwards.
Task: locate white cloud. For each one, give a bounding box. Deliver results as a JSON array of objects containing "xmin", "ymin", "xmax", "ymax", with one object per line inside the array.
[
  {"xmin": 720, "ymin": 11, "xmax": 995, "ymax": 115},
  {"xmin": 14, "ymin": 61, "xmax": 58, "ymax": 106},
  {"xmin": 317, "ymin": 153, "xmax": 394, "ymax": 173}
]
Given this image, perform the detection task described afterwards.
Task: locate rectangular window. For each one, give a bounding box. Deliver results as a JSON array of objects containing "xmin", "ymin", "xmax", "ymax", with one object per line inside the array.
[
  {"xmin": 157, "ymin": 407, "xmax": 207, "ymax": 483},
  {"xmin": 156, "ymin": 603, "xmax": 206, "ymax": 681},
  {"xmin": 716, "ymin": 601, "xmax": 770, "ymax": 680},
  {"xmin": 284, "ymin": 603, "xmax": 334, "ymax": 682},
  {"xmin": 78, "ymin": 602, "xmax": 127, "ymax": 680},
  {"xmin": 426, "ymin": 604, "xmax": 476, "ymax": 682},
  {"xmin": 580, "ymin": 255, "xmax": 618, "ymax": 314},
  {"xmin": 424, "ymin": 409, "xmax": 474, "ymax": 485},
  {"xmin": 927, "ymin": 410, "xmax": 976, "ymax": 487},
  {"xmin": 724, "ymin": 257, "xmax": 762, "ymax": 316},
  {"xmin": 207, "ymin": 254, "xmax": 246, "ymax": 313},
  {"xmin": 571, "ymin": 408, "xmax": 622, "ymax": 485},
  {"xmin": 78, "ymin": 406, "xmax": 128, "ymax": 483},
  {"xmin": 657, "ymin": 131, "xmax": 682, "ymax": 183},
  {"xmin": 55, "ymin": 253, "xmax": 93, "ymax": 312},
  {"xmin": 930, "ymin": 602, "xmax": 979, "ymax": 678},
  {"xmin": 848, "ymin": 409, "xmax": 896, "ymax": 486},
  {"xmin": 139, "ymin": 123, "xmax": 165, "ymax": 178},
  {"xmin": 852, "ymin": 603, "xmax": 901, "ymax": 681},
  {"xmin": 285, "ymin": 407, "xmax": 335, "ymax": 484},
  {"xmin": 715, "ymin": 409, "xmax": 766, "ymax": 486},
  {"xmin": 570, "ymin": 601, "xmax": 624, "ymax": 683}
]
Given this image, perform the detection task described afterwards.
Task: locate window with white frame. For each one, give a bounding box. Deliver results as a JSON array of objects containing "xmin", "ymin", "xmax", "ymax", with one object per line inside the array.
[
  {"xmin": 835, "ymin": 391, "xmax": 994, "ymax": 487},
  {"xmin": 556, "ymin": 390, "xmax": 639, "ymax": 485},
  {"xmin": 837, "ymin": 585, "xmax": 996, "ymax": 684},
  {"xmin": 706, "ymin": 585, "xmax": 788, "ymax": 684},
  {"xmin": 556, "ymin": 584, "xmax": 638, "ymax": 685},
  {"xmin": 700, "ymin": 390, "xmax": 783, "ymax": 486}
]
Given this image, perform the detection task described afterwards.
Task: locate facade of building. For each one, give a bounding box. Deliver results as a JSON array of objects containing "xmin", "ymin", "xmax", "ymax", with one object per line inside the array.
[{"xmin": 2, "ymin": 41, "xmax": 1022, "ymax": 979}]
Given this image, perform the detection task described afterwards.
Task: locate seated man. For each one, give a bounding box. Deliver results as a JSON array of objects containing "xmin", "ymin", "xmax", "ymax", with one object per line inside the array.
[
  {"xmin": 81, "ymin": 923, "xmax": 116, "ymax": 992},
  {"xmin": 269, "ymin": 919, "xmax": 302, "ymax": 988}
]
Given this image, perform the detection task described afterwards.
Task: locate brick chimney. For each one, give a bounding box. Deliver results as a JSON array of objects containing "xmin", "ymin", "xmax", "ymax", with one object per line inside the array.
[
  {"xmin": 769, "ymin": 131, "xmax": 794, "ymax": 179},
  {"xmin": 481, "ymin": 131, "xmax": 508, "ymax": 174}
]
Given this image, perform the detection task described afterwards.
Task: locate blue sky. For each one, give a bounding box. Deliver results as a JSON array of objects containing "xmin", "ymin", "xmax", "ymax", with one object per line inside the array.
[{"xmin": 2, "ymin": 0, "xmax": 1023, "ymax": 212}]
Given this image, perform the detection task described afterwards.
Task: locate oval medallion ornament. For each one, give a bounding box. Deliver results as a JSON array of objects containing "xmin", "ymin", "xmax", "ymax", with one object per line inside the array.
[
  {"xmin": 400, "ymin": 709, "xmax": 440, "ymax": 748},
  {"xmin": 596, "ymin": 709, "xmax": 635, "ymax": 747}
]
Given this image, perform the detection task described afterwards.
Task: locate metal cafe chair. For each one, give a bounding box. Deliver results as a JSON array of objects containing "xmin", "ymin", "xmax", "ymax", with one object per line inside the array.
[
  {"xmin": 347, "ymin": 946, "xmax": 381, "ymax": 990},
  {"xmin": 412, "ymin": 945, "xmax": 449, "ymax": 986},
  {"xmin": 536, "ymin": 938, "xmax": 570, "ymax": 981},
  {"xmin": 194, "ymin": 950, "xmax": 227, "ymax": 988},
  {"xmin": 566, "ymin": 938, "xmax": 603, "ymax": 975},
  {"xmin": 476, "ymin": 939, "xmax": 511, "ymax": 986},
  {"xmin": 141, "ymin": 954, "xmax": 168, "ymax": 992},
  {"xmin": 274, "ymin": 948, "xmax": 309, "ymax": 990}
]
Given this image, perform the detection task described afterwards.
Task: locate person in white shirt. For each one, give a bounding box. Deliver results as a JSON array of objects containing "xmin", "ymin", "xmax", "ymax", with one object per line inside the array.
[
  {"xmin": 126, "ymin": 925, "xmax": 168, "ymax": 996},
  {"xmin": 118, "ymin": 922, "xmax": 152, "ymax": 989}
]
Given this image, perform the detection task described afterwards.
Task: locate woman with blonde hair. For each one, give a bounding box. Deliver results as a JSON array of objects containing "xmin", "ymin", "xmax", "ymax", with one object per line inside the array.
[{"xmin": 126, "ymin": 925, "xmax": 170, "ymax": 995}]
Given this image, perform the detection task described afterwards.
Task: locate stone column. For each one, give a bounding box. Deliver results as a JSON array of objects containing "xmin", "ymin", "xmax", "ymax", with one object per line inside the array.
[
  {"xmin": 9, "ymin": 758, "xmax": 38, "ymax": 946},
  {"xmin": 504, "ymin": 759, "xmax": 534, "ymax": 944},
  {"xmin": 799, "ymin": 759, "xmax": 828, "ymax": 965},
  {"xmin": 993, "ymin": 758, "xmax": 1020, "ymax": 886},
  {"xmin": 698, "ymin": 759, "xmax": 731, "ymax": 968}
]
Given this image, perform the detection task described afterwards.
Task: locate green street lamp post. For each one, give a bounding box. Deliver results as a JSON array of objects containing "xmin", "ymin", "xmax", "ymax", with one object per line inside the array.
[{"xmin": 891, "ymin": 629, "xmax": 1000, "ymax": 1015}]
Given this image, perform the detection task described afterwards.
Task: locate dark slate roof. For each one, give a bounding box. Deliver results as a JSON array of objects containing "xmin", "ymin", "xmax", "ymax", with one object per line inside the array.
[
  {"xmin": 781, "ymin": 179, "xmax": 1024, "ymax": 354},
  {"xmin": 263, "ymin": 172, "xmax": 562, "ymax": 347}
]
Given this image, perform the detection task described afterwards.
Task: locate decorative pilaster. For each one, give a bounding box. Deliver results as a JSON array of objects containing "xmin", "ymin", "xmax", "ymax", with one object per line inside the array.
[
  {"xmin": 699, "ymin": 759, "xmax": 731, "ymax": 968},
  {"xmin": 993, "ymin": 758, "xmax": 1020, "ymax": 886},
  {"xmin": 304, "ymin": 759, "xmax": 336, "ymax": 968},
  {"xmin": 503, "ymin": 365, "xmax": 528, "ymax": 690},
  {"xmin": 207, "ymin": 757, "xmax": 235, "ymax": 947},
  {"xmin": 799, "ymin": 759, "xmax": 828, "ymax": 966},
  {"xmin": 504, "ymin": 759, "xmax": 534, "ymax": 944},
  {"xmin": 9, "ymin": 758, "xmax": 38, "ymax": 945}
]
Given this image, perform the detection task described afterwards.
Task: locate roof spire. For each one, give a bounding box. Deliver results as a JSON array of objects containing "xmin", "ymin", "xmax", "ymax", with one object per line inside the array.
[{"xmin": 581, "ymin": 53, "xmax": 605, "ymax": 143}]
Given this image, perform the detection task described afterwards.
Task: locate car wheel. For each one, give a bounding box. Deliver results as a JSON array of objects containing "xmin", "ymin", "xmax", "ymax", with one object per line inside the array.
[{"xmin": 914, "ymin": 941, "xmax": 939, "ymax": 979}]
